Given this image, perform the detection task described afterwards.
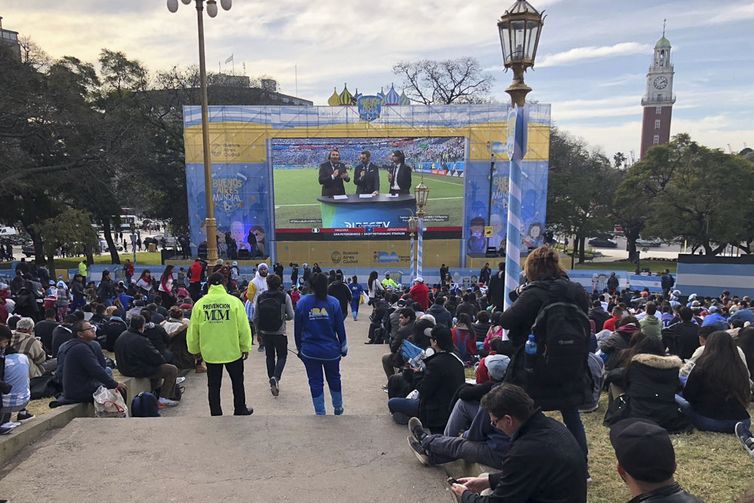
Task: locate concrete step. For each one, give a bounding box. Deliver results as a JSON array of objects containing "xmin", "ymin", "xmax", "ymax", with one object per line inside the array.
[{"xmin": 0, "ymin": 415, "xmax": 456, "ymax": 502}]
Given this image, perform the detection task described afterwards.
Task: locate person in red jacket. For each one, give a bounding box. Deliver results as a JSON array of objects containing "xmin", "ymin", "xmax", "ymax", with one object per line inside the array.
[
  {"xmin": 188, "ymin": 258, "xmax": 204, "ymax": 301},
  {"xmin": 602, "ymin": 306, "xmax": 624, "ymax": 332},
  {"xmin": 409, "ymin": 277, "xmax": 430, "ymax": 312}
]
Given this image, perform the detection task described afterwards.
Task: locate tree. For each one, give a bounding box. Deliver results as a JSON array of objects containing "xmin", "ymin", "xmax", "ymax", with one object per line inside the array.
[
  {"xmin": 628, "ymin": 134, "xmax": 754, "ymax": 255},
  {"xmin": 33, "ymin": 208, "xmax": 99, "ymax": 274},
  {"xmin": 546, "ymin": 128, "xmax": 620, "ymax": 263},
  {"xmin": 392, "ymin": 57, "xmax": 494, "ymax": 104}
]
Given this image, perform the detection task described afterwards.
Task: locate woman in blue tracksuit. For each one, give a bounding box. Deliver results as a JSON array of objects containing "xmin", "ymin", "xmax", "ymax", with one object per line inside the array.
[
  {"xmin": 294, "ymin": 272, "xmax": 348, "ymax": 415},
  {"xmin": 347, "ymin": 276, "xmax": 364, "ymax": 321}
]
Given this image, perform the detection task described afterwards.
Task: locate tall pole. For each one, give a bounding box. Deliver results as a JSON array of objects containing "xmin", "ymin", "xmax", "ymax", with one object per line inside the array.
[
  {"xmin": 196, "ymin": 0, "xmax": 218, "ymax": 262},
  {"xmin": 409, "ymin": 231, "xmax": 415, "ymax": 281},
  {"xmin": 503, "ymin": 105, "xmax": 526, "ymax": 310},
  {"xmin": 417, "ymin": 212, "xmax": 424, "ymax": 279}
]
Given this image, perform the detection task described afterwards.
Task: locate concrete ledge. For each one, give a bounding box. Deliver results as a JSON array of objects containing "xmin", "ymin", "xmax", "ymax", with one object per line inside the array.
[
  {"xmin": 442, "ymin": 458, "xmax": 496, "ymax": 480},
  {"xmin": 0, "ymin": 375, "xmax": 152, "ymax": 466}
]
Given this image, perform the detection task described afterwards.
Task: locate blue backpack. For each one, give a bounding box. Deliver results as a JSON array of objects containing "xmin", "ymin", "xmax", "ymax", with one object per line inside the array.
[{"xmin": 131, "ymin": 392, "xmax": 160, "ymax": 417}]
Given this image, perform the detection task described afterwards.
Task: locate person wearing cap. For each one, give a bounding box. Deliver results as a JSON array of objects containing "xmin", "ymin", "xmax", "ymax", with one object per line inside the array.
[
  {"xmin": 450, "ymin": 383, "xmax": 587, "ymax": 502},
  {"xmin": 407, "ymin": 355, "xmax": 512, "ymax": 469},
  {"xmin": 187, "ymin": 273, "xmax": 253, "ymax": 416},
  {"xmin": 610, "ymin": 418, "xmax": 702, "ymax": 502},
  {"xmin": 246, "ymin": 263, "xmax": 269, "ymax": 350},
  {"xmin": 381, "ymin": 273, "xmax": 398, "ymax": 290},
  {"xmin": 701, "ymin": 305, "xmax": 728, "ymax": 330},
  {"xmin": 409, "ymin": 277, "xmax": 430, "ymax": 312}
]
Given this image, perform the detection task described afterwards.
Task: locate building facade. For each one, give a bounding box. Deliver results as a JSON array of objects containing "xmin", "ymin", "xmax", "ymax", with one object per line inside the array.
[
  {"xmin": 640, "ymin": 34, "xmax": 675, "ymax": 158},
  {"xmin": 0, "ymin": 17, "xmax": 21, "ymax": 61}
]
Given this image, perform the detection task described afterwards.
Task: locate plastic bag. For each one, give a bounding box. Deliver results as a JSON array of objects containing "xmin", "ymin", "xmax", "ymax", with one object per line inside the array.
[{"xmin": 93, "ymin": 385, "xmax": 128, "ymax": 418}]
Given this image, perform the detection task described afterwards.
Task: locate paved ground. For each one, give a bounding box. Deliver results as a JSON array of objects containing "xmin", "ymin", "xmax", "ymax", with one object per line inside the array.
[{"xmin": 0, "ymin": 316, "xmax": 457, "ymax": 502}]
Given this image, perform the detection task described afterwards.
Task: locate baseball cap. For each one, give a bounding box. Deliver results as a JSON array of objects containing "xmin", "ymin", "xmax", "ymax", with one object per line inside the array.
[
  {"xmin": 415, "ymin": 277, "xmax": 424, "ymax": 283},
  {"xmin": 485, "ymin": 354, "xmax": 511, "ymax": 381},
  {"xmin": 609, "ymin": 419, "xmax": 676, "ymax": 483},
  {"xmin": 258, "ymin": 263, "xmax": 268, "ymax": 270}
]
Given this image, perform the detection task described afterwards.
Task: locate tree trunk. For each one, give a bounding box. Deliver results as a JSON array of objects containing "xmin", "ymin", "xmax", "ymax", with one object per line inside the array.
[
  {"xmin": 84, "ymin": 244, "xmax": 95, "ymax": 266},
  {"xmin": 577, "ymin": 235, "xmax": 586, "ymax": 264},
  {"xmin": 28, "ymin": 227, "xmax": 44, "ymax": 264},
  {"xmin": 46, "ymin": 251, "xmax": 56, "ymax": 281},
  {"xmin": 102, "ymin": 219, "xmax": 121, "ymax": 264},
  {"xmin": 626, "ymin": 232, "xmax": 639, "ymax": 263}
]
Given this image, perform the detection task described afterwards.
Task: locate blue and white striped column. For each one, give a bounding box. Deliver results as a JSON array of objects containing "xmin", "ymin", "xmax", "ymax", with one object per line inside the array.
[
  {"xmin": 503, "ymin": 105, "xmax": 528, "ymax": 310},
  {"xmin": 417, "ymin": 217, "xmax": 424, "ymax": 279},
  {"xmin": 409, "ymin": 233, "xmax": 415, "ymax": 281}
]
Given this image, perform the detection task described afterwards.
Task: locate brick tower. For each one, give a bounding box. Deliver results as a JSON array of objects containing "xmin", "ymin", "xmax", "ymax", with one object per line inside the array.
[{"xmin": 640, "ymin": 27, "xmax": 675, "ymax": 158}]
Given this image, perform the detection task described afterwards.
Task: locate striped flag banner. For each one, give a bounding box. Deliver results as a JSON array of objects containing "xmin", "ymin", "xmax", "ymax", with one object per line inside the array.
[{"xmin": 503, "ymin": 105, "xmax": 528, "ymax": 310}]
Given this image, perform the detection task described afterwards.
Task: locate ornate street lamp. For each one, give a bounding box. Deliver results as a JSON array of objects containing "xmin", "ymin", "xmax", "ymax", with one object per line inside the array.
[
  {"xmin": 497, "ymin": 0, "xmax": 545, "ymax": 106},
  {"xmin": 167, "ymin": 0, "xmax": 232, "ymax": 262},
  {"xmin": 498, "ymin": 0, "xmax": 543, "ymax": 310},
  {"xmin": 414, "ymin": 181, "xmax": 429, "ymax": 278}
]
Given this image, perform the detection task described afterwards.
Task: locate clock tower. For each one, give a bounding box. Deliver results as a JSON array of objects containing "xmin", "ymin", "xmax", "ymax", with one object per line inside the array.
[{"xmin": 640, "ymin": 28, "xmax": 675, "ymax": 158}]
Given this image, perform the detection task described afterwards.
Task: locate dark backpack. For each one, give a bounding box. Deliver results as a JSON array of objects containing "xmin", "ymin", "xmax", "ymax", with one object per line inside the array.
[
  {"xmin": 529, "ymin": 280, "xmax": 591, "ymax": 384},
  {"xmin": 257, "ymin": 291, "xmax": 286, "ymax": 332},
  {"xmin": 131, "ymin": 392, "xmax": 160, "ymax": 417}
]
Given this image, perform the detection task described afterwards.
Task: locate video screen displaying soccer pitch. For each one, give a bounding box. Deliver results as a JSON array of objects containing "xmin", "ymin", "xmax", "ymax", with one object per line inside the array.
[{"xmin": 271, "ymin": 137, "xmax": 465, "ymax": 230}]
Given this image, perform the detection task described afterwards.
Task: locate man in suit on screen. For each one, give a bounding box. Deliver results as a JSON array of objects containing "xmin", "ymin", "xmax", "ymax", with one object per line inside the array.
[
  {"xmin": 353, "ymin": 150, "xmax": 380, "ymax": 195},
  {"xmin": 388, "ymin": 150, "xmax": 412, "ymax": 195},
  {"xmin": 318, "ymin": 149, "xmax": 350, "ymax": 197}
]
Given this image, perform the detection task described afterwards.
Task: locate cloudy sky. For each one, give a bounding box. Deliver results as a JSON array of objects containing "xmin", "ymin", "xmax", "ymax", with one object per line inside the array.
[{"xmin": 4, "ymin": 0, "xmax": 753, "ymax": 158}]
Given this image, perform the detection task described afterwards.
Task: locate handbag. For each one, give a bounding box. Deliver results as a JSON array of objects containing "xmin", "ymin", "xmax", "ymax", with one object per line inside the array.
[
  {"xmin": 603, "ymin": 393, "xmax": 631, "ymax": 426},
  {"xmin": 92, "ymin": 385, "xmax": 128, "ymax": 418}
]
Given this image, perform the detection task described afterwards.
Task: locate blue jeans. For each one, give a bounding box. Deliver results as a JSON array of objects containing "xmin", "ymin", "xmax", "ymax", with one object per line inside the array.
[
  {"xmin": 675, "ymin": 394, "xmax": 750, "ymax": 433},
  {"xmin": 388, "ymin": 397, "xmax": 420, "ymax": 424}
]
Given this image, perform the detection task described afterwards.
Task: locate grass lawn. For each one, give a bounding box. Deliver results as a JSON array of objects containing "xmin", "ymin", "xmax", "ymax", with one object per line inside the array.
[
  {"xmin": 571, "ymin": 395, "xmax": 754, "ymax": 503},
  {"xmin": 273, "ymin": 168, "xmax": 464, "ymax": 228}
]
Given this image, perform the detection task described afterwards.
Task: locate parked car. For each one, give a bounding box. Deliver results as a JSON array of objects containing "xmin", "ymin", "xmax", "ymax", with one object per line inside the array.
[
  {"xmin": 588, "ymin": 237, "xmax": 618, "ymax": 248},
  {"xmin": 22, "ymin": 243, "xmax": 36, "ymax": 257},
  {"xmin": 636, "ymin": 237, "xmax": 663, "ymax": 247}
]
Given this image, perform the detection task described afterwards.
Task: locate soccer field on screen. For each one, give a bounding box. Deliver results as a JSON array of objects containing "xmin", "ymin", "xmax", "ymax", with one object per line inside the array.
[{"xmin": 273, "ymin": 169, "xmax": 464, "ymax": 229}]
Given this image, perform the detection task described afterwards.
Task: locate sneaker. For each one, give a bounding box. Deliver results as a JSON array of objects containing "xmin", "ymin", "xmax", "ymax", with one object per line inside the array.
[
  {"xmin": 0, "ymin": 425, "xmax": 13, "ymax": 435},
  {"xmin": 0, "ymin": 422, "xmax": 21, "ymax": 429},
  {"xmin": 270, "ymin": 377, "xmax": 279, "ymax": 397},
  {"xmin": 158, "ymin": 397, "xmax": 180, "ymax": 408},
  {"xmin": 408, "ymin": 416, "xmax": 429, "ymax": 444},
  {"xmin": 234, "ymin": 407, "xmax": 254, "ymax": 416},
  {"xmin": 195, "ymin": 361, "xmax": 207, "ymax": 373},
  {"xmin": 735, "ymin": 422, "xmax": 754, "ymax": 457},
  {"xmin": 334, "ymin": 407, "xmax": 344, "ymax": 416},
  {"xmin": 257, "ymin": 345, "xmax": 265, "ymax": 352},
  {"xmin": 176, "ymin": 376, "xmax": 187, "ymax": 385},
  {"xmin": 407, "ymin": 435, "xmax": 430, "ymax": 466},
  {"xmin": 16, "ymin": 410, "xmax": 35, "ymax": 422}
]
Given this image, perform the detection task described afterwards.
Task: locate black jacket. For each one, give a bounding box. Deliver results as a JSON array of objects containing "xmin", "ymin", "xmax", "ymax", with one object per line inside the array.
[
  {"xmin": 62, "ymin": 338, "xmax": 118, "ymax": 403},
  {"xmin": 388, "ymin": 163, "xmax": 412, "ymax": 194},
  {"xmin": 318, "ymin": 161, "xmax": 350, "ymax": 196},
  {"xmin": 618, "ymin": 353, "xmax": 690, "ymax": 433},
  {"xmin": 462, "ymin": 411, "xmax": 587, "ymax": 503},
  {"xmin": 427, "ymin": 304, "xmax": 453, "ymax": 329},
  {"xmin": 488, "ymin": 270, "xmax": 505, "ymax": 311},
  {"xmin": 626, "ymin": 482, "xmax": 703, "ymax": 502},
  {"xmin": 406, "ymin": 351, "xmax": 465, "ymax": 429},
  {"xmin": 327, "ymin": 280, "xmax": 352, "ymax": 316},
  {"xmin": 662, "ymin": 321, "xmax": 699, "ymax": 360},
  {"xmin": 683, "ymin": 366, "xmax": 750, "ymax": 422},
  {"xmin": 51, "ymin": 325, "xmax": 74, "ymax": 358},
  {"xmin": 353, "ymin": 162, "xmax": 380, "ymax": 194},
  {"xmin": 589, "ymin": 305, "xmax": 611, "ymax": 331},
  {"xmin": 101, "ymin": 317, "xmax": 128, "ymax": 352},
  {"xmin": 500, "ymin": 277, "xmax": 591, "ymax": 411},
  {"xmin": 114, "ymin": 328, "xmax": 166, "ymax": 378}
]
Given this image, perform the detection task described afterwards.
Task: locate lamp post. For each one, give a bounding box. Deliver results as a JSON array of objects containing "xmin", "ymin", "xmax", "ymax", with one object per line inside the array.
[
  {"xmin": 498, "ymin": 0, "xmax": 544, "ymax": 309},
  {"xmin": 414, "ymin": 182, "xmax": 429, "ymax": 279},
  {"xmin": 407, "ymin": 216, "xmax": 418, "ymax": 281},
  {"xmin": 167, "ymin": 0, "xmax": 232, "ymax": 263}
]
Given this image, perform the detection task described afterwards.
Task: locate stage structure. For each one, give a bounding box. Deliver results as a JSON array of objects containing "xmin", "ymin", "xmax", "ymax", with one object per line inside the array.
[{"xmin": 182, "ymin": 103, "xmax": 551, "ymax": 269}]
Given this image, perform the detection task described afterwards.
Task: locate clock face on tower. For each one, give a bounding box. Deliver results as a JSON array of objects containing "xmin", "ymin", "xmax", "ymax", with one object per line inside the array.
[{"xmin": 653, "ymin": 76, "xmax": 669, "ymax": 90}]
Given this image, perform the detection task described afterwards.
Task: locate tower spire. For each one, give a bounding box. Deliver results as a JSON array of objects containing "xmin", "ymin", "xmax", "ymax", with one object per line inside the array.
[{"xmin": 662, "ymin": 19, "xmax": 666, "ymax": 37}]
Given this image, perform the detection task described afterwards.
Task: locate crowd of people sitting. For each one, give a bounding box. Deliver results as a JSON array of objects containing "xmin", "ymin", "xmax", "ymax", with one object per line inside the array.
[{"xmin": 1, "ymin": 246, "xmax": 754, "ymax": 500}]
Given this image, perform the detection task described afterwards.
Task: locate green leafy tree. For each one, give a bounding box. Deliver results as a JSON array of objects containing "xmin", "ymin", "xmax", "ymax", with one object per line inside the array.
[{"xmin": 32, "ymin": 208, "xmax": 99, "ymax": 274}]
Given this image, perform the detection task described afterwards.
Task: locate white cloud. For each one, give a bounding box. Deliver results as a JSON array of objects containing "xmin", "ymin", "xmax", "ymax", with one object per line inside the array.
[
  {"xmin": 706, "ymin": 2, "xmax": 754, "ymax": 24},
  {"xmin": 537, "ymin": 42, "xmax": 652, "ymax": 68}
]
